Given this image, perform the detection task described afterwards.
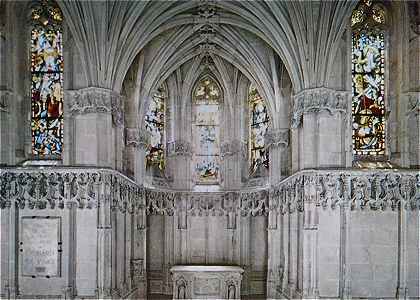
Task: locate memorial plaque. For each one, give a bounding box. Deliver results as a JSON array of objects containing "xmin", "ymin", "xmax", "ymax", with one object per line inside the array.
[{"xmin": 20, "ymin": 216, "xmax": 61, "ymax": 277}]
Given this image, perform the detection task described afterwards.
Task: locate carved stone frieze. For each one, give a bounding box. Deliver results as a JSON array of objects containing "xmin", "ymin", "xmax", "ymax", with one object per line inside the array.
[
  {"xmin": 65, "ymin": 87, "xmax": 124, "ymax": 126},
  {"xmin": 167, "ymin": 140, "xmax": 192, "ymax": 157},
  {"xmin": 406, "ymin": 92, "xmax": 420, "ymax": 117},
  {"xmin": 0, "ymin": 90, "xmax": 11, "ymax": 113},
  {"xmin": 125, "ymin": 128, "xmax": 150, "ymax": 149},
  {"xmin": 291, "ymin": 88, "xmax": 349, "ymax": 128},
  {"xmin": 220, "ymin": 140, "xmax": 246, "ymax": 158},
  {"xmin": 265, "ymin": 129, "xmax": 289, "ymax": 149}
]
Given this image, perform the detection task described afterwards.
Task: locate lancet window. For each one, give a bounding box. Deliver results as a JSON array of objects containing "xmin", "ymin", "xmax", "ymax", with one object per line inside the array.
[
  {"xmin": 193, "ymin": 76, "xmax": 221, "ymax": 183},
  {"xmin": 31, "ymin": 0, "xmax": 64, "ymax": 157},
  {"xmin": 249, "ymin": 84, "xmax": 269, "ymax": 174},
  {"xmin": 351, "ymin": 0, "xmax": 387, "ymax": 157},
  {"xmin": 145, "ymin": 85, "xmax": 166, "ymax": 170}
]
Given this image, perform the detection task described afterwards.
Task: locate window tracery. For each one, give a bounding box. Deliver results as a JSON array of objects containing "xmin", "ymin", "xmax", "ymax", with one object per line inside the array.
[
  {"xmin": 351, "ymin": 0, "xmax": 387, "ymax": 157},
  {"xmin": 193, "ymin": 76, "xmax": 221, "ymax": 183},
  {"xmin": 30, "ymin": 0, "xmax": 63, "ymax": 157},
  {"xmin": 145, "ymin": 85, "xmax": 166, "ymax": 170},
  {"xmin": 249, "ymin": 84, "xmax": 269, "ymax": 174}
]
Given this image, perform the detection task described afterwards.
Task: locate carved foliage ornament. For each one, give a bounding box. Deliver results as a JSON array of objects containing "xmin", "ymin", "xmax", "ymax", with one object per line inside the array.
[
  {"xmin": 167, "ymin": 140, "xmax": 193, "ymax": 157},
  {"xmin": 265, "ymin": 129, "xmax": 289, "ymax": 149},
  {"xmin": 291, "ymin": 88, "xmax": 349, "ymax": 128},
  {"xmin": 125, "ymin": 128, "xmax": 150, "ymax": 149},
  {"xmin": 406, "ymin": 92, "xmax": 420, "ymax": 117}
]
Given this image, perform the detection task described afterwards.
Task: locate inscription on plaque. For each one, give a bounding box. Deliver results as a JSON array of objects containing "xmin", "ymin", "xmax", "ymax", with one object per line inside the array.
[{"xmin": 20, "ymin": 216, "xmax": 61, "ymax": 277}]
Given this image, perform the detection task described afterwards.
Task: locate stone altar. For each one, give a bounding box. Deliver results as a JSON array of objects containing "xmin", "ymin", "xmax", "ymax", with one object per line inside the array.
[{"xmin": 170, "ymin": 265, "xmax": 244, "ymax": 299}]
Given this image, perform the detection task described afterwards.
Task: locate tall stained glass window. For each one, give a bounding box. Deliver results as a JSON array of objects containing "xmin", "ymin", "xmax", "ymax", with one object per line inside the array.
[
  {"xmin": 249, "ymin": 84, "xmax": 269, "ymax": 174},
  {"xmin": 351, "ymin": 0, "xmax": 387, "ymax": 157},
  {"xmin": 31, "ymin": 0, "xmax": 63, "ymax": 157},
  {"xmin": 193, "ymin": 76, "xmax": 221, "ymax": 183},
  {"xmin": 145, "ymin": 85, "xmax": 166, "ymax": 170}
]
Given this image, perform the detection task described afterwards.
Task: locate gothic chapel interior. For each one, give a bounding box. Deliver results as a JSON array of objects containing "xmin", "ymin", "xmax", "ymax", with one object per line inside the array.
[{"xmin": 0, "ymin": 0, "xmax": 419, "ymax": 299}]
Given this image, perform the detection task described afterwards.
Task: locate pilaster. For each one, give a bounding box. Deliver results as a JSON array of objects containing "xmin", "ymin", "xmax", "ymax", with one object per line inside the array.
[
  {"xmin": 167, "ymin": 140, "xmax": 193, "ymax": 189},
  {"xmin": 291, "ymin": 88, "xmax": 349, "ymax": 170},
  {"xmin": 125, "ymin": 127, "xmax": 149, "ymax": 184},
  {"xmin": 65, "ymin": 87, "xmax": 124, "ymax": 168},
  {"xmin": 405, "ymin": 92, "xmax": 420, "ymax": 168},
  {"xmin": 220, "ymin": 139, "xmax": 245, "ymax": 189},
  {"xmin": 266, "ymin": 129, "xmax": 289, "ymax": 184}
]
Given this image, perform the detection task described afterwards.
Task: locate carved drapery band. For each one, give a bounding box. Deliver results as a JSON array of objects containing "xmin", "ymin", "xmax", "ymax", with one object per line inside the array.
[
  {"xmin": 406, "ymin": 92, "xmax": 420, "ymax": 117},
  {"xmin": 291, "ymin": 88, "xmax": 349, "ymax": 128},
  {"xmin": 65, "ymin": 87, "xmax": 124, "ymax": 127},
  {"xmin": 125, "ymin": 128, "xmax": 150, "ymax": 149},
  {"xmin": 265, "ymin": 129, "xmax": 289, "ymax": 149},
  {"xmin": 220, "ymin": 140, "xmax": 246, "ymax": 158},
  {"xmin": 167, "ymin": 140, "xmax": 192, "ymax": 157}
]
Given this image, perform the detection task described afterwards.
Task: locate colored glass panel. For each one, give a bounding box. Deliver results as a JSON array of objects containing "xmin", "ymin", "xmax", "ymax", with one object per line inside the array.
[
  {"xmin": 249, "ymin": 85, "xmax": 269, "ymax": 173},
  {"xmin": 193, "ymin": 77, "xmax": 221, "ymax": 183},
  {"xmin": 31, "ymin": 1, "xmax": 63, "ymax": 157},
  {"xmin": 352, "ymin": 1, "xmax": 386, "ymax": 157},
  {"xmin": 145, "ymin": 87, "xmax": 165, "ymax": 170}
]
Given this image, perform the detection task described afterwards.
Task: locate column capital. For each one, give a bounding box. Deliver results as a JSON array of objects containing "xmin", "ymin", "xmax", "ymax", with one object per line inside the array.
[
  {"xmin": 125, "ymin": 128, "xmax": 149, "ymax": 149},
  {"xmin": 265, "ymin": 129, "xmax": 289, "ymax": 149},
  {"xmin": 65, "ymin": 87, "xmax": 124, "ymax": 126},
  {"xmin": 291, "ymin": 87, "xmax": 350, "ymax": 128}
]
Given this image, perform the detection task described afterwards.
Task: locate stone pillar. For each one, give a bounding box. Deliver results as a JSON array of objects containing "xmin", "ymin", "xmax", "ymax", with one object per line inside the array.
[
  {"xmin": 167, "ymin": 140, "xmax": 192, "ymax": 189},
  {"xmin": 65, "ymin": 87, "xmax": 124, "ymax": 168},
  {"xmin": 125, "ymin": 128, "xmax": 149, "ymax": 184},
  {"xmin": 0, "ymin": 90, "xmax": 11, "ymax": 164},
  {"xmin": 221, "ymin": 139, "xmax": 245, "ymax": 189},
  {"xmin": 266, "ymin": 129, "xmax": 289, "ymax": 184},
  {"xmin": 291, "ymin": 88, "xmax": 349, "ymax": 170}
]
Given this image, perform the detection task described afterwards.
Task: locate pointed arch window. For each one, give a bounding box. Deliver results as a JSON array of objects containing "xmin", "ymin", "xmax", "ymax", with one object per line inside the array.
[
  {"xmin": 145, "ymin": 85, "xmax": 166, "ymax": 170},
  {"xmin": 31, "ymin": 0, "xmax": 64, "ymax": 157},
  {"xmin": 351, "ymin": 0, "xmax": 387, "ymax": 157},
  {"xmin": 249, "ymin": 84, "xmax": 269, "ymax": 174},
  {"xmin": 193, "ymin": 76, "xmax": 221, "ymax": 183}
]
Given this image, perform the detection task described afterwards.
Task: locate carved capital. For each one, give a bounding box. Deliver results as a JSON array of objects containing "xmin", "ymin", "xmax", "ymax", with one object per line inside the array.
[
  {"xmin": 406, "ymin": 92, "xmax": 420, "ymax": 117},
  {"xmin": 167, "ymin": 140, "xmax": 192, "ymax": 157},
  {"xmin": 125, "ymin": 128, "xmax": 150, "ymax": 149},
  {"xmin": 220, "ymin": 139, "xmax": 245, "ymax": 158},
  {"xmin": 65, "ymin": 87, "xmax": 124, "ymax": 126},
  {"xmin": 265, "ymin": 129, "xmax": 289, "ymax": 149},
  {"xmin": 291, "ymin": 88, "xmax": 349, "ymax": 128}
]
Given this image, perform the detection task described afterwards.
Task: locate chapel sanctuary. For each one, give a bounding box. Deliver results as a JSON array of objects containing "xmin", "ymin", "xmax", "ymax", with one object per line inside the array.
[{"xmin": 0, "ymin": 0, "xmax": 419, "ymax": 299}]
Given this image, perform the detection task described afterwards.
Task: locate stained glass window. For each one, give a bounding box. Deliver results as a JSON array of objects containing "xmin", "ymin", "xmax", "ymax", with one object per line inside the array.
[
  {"xmin": 31, "ymin": 0, "xmax": 63, "ymax": 157},
  {"xmin": 351, "ymin": 0, "xmax": 387, "ymax": 157},
  {"xmin": 145, "ymin": 85, "xmax": 166, "ymax": 170},
  {"xmin": 193, "ymin": 76, "xmax": 221, "ymax": 183},
  {"xmin": 249, "ymin": 85, "xmax": 269, "ymax": 174}
]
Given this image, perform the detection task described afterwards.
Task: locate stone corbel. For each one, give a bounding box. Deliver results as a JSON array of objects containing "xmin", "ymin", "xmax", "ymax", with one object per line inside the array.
[
  {"xmin": 125, "ymin": 128, "xmax": 150, "ymax": 149},
  {"xmin": 65, "ymin": 87, "xmax": 124, "ymax": 127},
  {"xmin": 291, "ymin": 88, "xmax": 349, "ymax": 128},
  {"xmin": 265, "ymin": 129, "xmax": 289, "ymax": 149}
]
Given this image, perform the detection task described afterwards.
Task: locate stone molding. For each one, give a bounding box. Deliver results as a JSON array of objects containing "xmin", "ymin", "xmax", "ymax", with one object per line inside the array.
[
  {"xmin": 406, "ymin": 92, "xmax": 420, "ymax": 117},
  {"xmin": 220, "ymin": 140, "xmax": 246, "ymax": 158},
  {"xmin": 291, "ymin": 88, "xmax": 349, "ymax": 128},
  {"xmin": 0, "ymin": 168, "xmax": 418, "ymax": 213},
  {"xmin": 125, "ymin": 128, "xmax": 150, "ymax": 149},
  {"xmin": 265, "ymin": 129, "xmax": 289, "ymax": 149},
  {"xmin": 65, "ymin": 87, "xmax": 124, "ymax": 126},
  {"xmin": 167, "ymin": 140, "xmax": 192, "ymax": 157}
]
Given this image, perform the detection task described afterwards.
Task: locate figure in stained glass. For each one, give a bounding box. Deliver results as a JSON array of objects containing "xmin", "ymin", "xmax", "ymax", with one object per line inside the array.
[
  {"xmin": 351, "ymin": 0, "xmax": 387, "ymax": 157},
  {"xmin": 249, "ymin": 85, "xmax": 269, "ymax": 173},
  {"xmin": 193, "ymin": 76, "xmax": 221, "ymax": 182},
  {"xmin": 31, "ymin": 0, "xmax": 63, "ymax": 157},
  {"xmin": 145, "ymin": 86, "xmax": 166, "ymax": 170}
]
